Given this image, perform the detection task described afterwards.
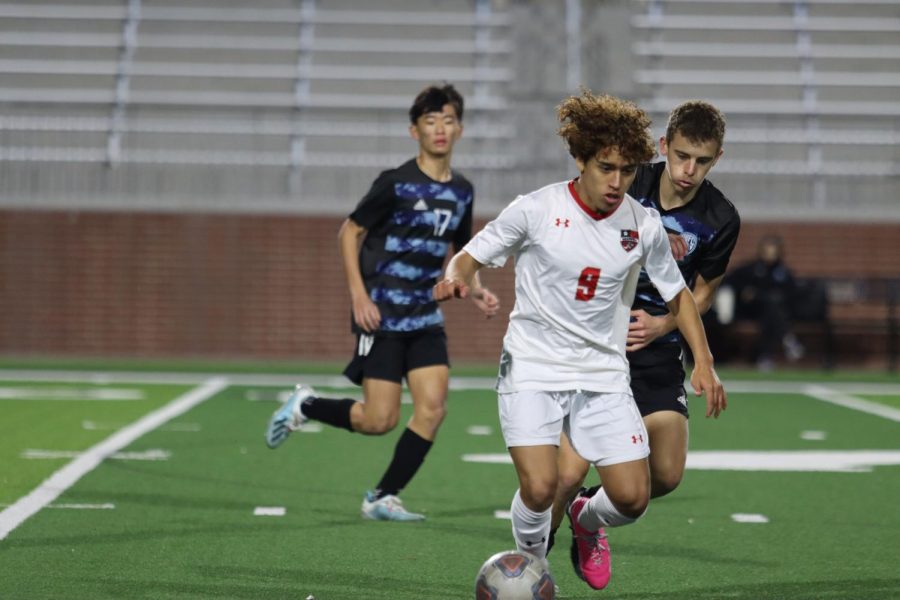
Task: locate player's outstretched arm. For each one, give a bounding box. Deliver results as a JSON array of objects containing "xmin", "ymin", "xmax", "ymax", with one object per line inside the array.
[
  {"xmin": 434, "ymin": 250, "xmax": 485, "ymax": 303},
  {"xmin": 666, "ymin": 287, "xmax": 727, "ymax": 418}
]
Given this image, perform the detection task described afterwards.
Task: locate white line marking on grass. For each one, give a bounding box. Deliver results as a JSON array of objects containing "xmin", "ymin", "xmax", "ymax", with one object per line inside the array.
[
  {"xmin": 800, "ymin": 430, "xmax": 827, "ymax": 441},
  {"xmin": 494, "ymin": 510, "xmax": 511, "ymax": 520},
  {"xmin": 0, "ymin": 387, "xmax": 144, "ymax": 400},
  {"xmin": 254, "ymin": 506, "xmax": 286, "ymax": 516},
  {"xmin": 732, "ymin": 513, "xmax": 769, "ymax": 524},
  {"xmin": 0, "ymin": 503, "xmax": 115, "ymax": 510},
  {"xmin": 464, "ymin": 450, "xmax": 900, "ymax": 472},
  {"xmin": 466, "ymin": 425, "xmax": 493, "ymax": 436},
  {"xmin": 686, "ymin": 450, "xmax": 900, "ymax": 472},
  {"xmin": 803, "ymin": 385, "xmax": 900, "ymax": 422},
  {"xmin": 2, "ymin": 369, "xmax": 900, "ymax": 397},
  {"xmin": 462, "ymin": 453, "xmax": 511, "ymax": 464},
  {"xmin": 82, "ymin": 420, "xmax": 201, "ymax": 432},
  {"xmin": 22, "ymin": 449, "xmax": 171, "ymax": 461},
  {"xmin": 0, "ymin": 377, "xmax": 228, "ymax": 541}
]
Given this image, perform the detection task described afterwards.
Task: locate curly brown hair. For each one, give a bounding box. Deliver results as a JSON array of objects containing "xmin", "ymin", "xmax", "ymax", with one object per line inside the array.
[
  {"xmin": 557, "ymin": 90, "xmax": 655, "ymax": 164},
  {"xmin": 666, "ymin": 100, "xmax": 726, "ymax": 148}
]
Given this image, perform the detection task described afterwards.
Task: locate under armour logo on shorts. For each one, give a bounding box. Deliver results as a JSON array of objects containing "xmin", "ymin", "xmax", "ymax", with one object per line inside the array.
[{"xmin": 358, "ymin": 334, "xmax": 375, "ymax": 357}]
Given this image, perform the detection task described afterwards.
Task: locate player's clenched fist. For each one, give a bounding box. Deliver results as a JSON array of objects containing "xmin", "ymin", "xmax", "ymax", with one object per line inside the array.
[
  {"xmin": 433, "ymin": 278, "xmax": 469, "ymax": 301},
  {"xmin": 433, "ymin": 278, "xmax": 469, "ymax": 302}
]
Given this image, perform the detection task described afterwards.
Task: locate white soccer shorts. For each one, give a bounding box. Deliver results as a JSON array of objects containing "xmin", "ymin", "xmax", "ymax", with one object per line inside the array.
[{"xmin": 498, "ymin": 389, "xmax": 650, "ymax": 466}]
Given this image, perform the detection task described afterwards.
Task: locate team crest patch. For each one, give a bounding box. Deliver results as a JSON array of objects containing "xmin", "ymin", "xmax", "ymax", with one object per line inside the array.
[
  {"xmin": 620, "ymin": 229, "xmax": 639, "ymax": 251},
  {"xmin": 682, "ymin": 232, "xmax": 698, "ymax": 255}
]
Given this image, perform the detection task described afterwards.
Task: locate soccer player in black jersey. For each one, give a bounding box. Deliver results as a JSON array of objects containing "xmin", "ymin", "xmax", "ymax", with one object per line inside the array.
[
  {"xmin": 264, "ymin": 84, "xmax": 499, "ymax": 521},
  {"xmin": 547, "ymin": 100, "xmax": 741, "ymax": 580}
]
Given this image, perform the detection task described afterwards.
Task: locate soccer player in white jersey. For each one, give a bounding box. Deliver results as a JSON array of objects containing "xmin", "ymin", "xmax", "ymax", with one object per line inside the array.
[{"xmin": 433, "ymin": 91, "xmax": 726, "ymax": 591}]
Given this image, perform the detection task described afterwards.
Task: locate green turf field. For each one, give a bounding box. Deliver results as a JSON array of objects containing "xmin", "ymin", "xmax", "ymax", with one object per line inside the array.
[{"xmin": 0, "ymin": 366, "xmax": 898, "ymax": 599}]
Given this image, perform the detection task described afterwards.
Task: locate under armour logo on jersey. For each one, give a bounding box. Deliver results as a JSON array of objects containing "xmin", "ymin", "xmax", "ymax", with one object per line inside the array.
[
  {"xmin": 525, "ymin": 537, "xmax": 547, "ymax": 547},
  {"xmin": 554, "ymin": 217, "xmax": 570, "ymax": 228},
  {"xmin": 413, "ymin": 198, "xmax": 429, "ymax": 211},
  {"xmin": 631, "ymin": 434, "xmax": 644, "ymax": 444},
  {"xmin": 358, "ymin": 334, "xmax": 375, "ymax": 357},
  {"xmin": 621, "ymin": 229, "xmax": 639, "ymax": 252}
]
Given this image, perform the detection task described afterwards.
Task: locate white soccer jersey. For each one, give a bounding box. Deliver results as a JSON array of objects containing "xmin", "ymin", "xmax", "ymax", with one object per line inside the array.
[{"xmin": 465, "ymin": 180, "xmax": 686, "ymax": 393}]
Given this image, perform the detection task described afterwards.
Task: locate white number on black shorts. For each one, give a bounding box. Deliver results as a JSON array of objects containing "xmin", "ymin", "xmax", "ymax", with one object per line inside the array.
[{"xmin": 358, "ymin": 334, "xmax": 375, "ymax": 357}]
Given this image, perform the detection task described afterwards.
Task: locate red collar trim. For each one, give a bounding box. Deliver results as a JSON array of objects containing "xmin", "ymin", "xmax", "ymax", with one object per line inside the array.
[{"xmin": 568, "ymin": 180, "xmax": 619, "ymax": 221}]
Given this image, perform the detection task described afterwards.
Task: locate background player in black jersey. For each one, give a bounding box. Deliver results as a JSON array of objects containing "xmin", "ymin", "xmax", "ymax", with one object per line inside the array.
[
  {"xmin": 547, "ymin": 100, "xmax": 741, "ymax": 576},
  {"xmin": 264, "ymin": 84, "xmax": 499, "ymax": 521}
]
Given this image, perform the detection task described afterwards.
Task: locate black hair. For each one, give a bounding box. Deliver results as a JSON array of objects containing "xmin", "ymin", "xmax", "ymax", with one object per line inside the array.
[{"xmin": 409, "ymin": 83, "xmax": 464, "ymax": 123}]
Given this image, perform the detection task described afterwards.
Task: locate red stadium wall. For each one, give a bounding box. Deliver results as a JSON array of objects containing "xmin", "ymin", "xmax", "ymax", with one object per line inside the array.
[{"xmin": 0, "ymin": 210, "xmax": 897, "ymax": 366}]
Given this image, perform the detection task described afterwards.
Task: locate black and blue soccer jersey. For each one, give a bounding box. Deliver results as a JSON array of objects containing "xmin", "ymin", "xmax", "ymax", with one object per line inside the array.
[
  {"xmin": 349, "ymin": 158, "xmax": 474, "ymax": 336},
  {"xmin": 627, "ymin": 161, "xmax": 740, "ymax": 365}
]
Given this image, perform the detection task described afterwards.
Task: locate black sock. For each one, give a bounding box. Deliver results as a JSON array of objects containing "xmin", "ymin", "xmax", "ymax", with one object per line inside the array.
[
  {"xmin": 547, "ymin": 527, "xmax": 558, "ymax": 556},
  {"xmin": 300, "ymin": 397, "xmax": 356, "ymax": 432},
  {"xmin": 374, "ymin": 428, "xmax": 433, "ymax": 498}
]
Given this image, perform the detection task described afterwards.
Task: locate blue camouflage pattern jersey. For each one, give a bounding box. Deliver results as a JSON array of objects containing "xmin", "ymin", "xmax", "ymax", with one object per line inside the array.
[
  {"xmin": 627, "ymin": 161, "xmax": 741, "ymax": 367},
  {"xmin": 349, "ymin": 158, "xmax": 474, "ymax": 336}
]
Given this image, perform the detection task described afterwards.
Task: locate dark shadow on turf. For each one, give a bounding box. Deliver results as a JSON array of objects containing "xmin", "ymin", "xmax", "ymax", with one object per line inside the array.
[
  {"xmin": 0, "ymin": 521, "xmax": 336, "ymax": 549},
  {"xmin": 558, "ymin": 577, "xmax": 900, "ymax": 600},
  {"xmin": 102, "ymin": 460, "xmax": 371, "ymax": 498},
  {"xmin": 611, "ymin": 541, "xmax": 774, "ymax": 568},
  {"xmin": 79, "ymin": 565, "xmax": 472, "ymax": 600}
]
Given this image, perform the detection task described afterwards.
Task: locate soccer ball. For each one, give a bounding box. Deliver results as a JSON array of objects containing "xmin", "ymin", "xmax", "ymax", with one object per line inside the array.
[{"xmin": 474, "ymin": 550, "xmax": 555, "ymax": 599}]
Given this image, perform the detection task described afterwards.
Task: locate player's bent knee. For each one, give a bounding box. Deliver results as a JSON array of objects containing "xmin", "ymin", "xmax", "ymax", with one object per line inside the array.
[
  {"xmin": 557, "ymin": 469, "xmax": 587, "ymax": 497},
  {"xmin": 607, "ymin": 486, "xmax": 650, "ymax": 518},
  {"xmin": 414, "ymin": 402, "xmax": 447, "ymax": 427},
  {"xmin": 360, "ymin": 411, "xmax": 399, "ymax": 434},
  {"xmin": 619, "ymin": 497, "xmax": 649, "ymax": 519},
  {"xmin": 650, "ymin": 472, "xmax": 683, "ymax": 498},
  {"xmin": 520, "ymin": 481, "xmax": 556, "ymax": 511}
]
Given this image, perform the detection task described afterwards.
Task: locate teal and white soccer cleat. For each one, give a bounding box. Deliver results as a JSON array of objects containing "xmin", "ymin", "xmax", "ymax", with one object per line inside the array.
[
  {"xmin": 361, "ymin": 491, "xmax": 425, "ymax": 522},
  {"xmin": 265, "ymin": 384, "xmax": 315, "ymax": 449}
]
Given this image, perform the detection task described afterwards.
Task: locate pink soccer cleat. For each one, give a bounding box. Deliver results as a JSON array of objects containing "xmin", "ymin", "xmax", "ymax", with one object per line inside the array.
[{"xmin": 566, "ymin": 494, "xmax": 611, "ymax": 590}]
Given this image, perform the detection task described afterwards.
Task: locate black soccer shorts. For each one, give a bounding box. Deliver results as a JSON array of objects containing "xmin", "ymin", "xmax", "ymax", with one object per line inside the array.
[
  {"xmin": 343, "ymin": 329, "xmax": 449, "ymax": 386},
  {"xmin": 629, "ymin": 344, "xmax": 689, "ymax": 418}
]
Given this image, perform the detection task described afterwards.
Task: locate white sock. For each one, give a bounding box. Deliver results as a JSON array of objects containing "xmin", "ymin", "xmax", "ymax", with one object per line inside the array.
[
  {"xmin": 577, "ymin": 487, "xmax": 645, "ymax": 531},
  {"xmin": 510, "ymin": 489, "xmax": 551, "ymax": 559}
]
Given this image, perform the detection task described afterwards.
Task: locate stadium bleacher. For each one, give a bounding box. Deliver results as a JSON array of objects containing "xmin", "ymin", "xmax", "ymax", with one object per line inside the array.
[
  {"xmin": 0, "ymin": 0, "xmax": 895, "ymax": 220},
  {"xmin": 631, "ymin": 0, "xmax": 899, "ymax": 220},
  {"xmin": 0, "ymin": 0, "xmax": 513, "ymax": 212}
]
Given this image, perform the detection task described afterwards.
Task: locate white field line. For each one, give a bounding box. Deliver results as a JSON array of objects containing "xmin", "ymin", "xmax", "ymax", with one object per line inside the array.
[
  {"xmin": 254, "ymin": 506, "xmax": 286, "ymax": 517},
  {"xmin": 463, "ymin": 450, "xmax": 900, "ymax": 472},
  {"xmin": 732, "ymin": 513, "xmax": 769, "ymax": 524},
  {"xmin": 21, "ymin": 449, "xmax": 171, "ymax": 461},
  {"xmin": 0, "ymin": 369, "xmax": 898, "ymax": 396},
  {"xmin": 0, "ymin": 377, "xmax": 228, "ymax": 542},
  {"xmin": 0, "ymin": 387, "xmax": 144, "ymax": 400},
  {"xmin": 1, "ymin": 368, "xmax": 899, "ymax": 423},
  {"xmin": 82, "ymin": 420, "xmax": 201, "ymax": 432},
  {"xmin": 802, "ymin": 384, "xmax": 900, "ymax": 422},
  {"xmin": 0, "ymin": 503, "xmax": 115, "ymax": 510}
]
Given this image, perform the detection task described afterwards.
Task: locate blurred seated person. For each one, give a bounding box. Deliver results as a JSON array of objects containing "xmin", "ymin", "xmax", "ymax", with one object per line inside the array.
[{"xmin": 724, "ymin": 234, "xmax": 805, "ymax": 370}]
